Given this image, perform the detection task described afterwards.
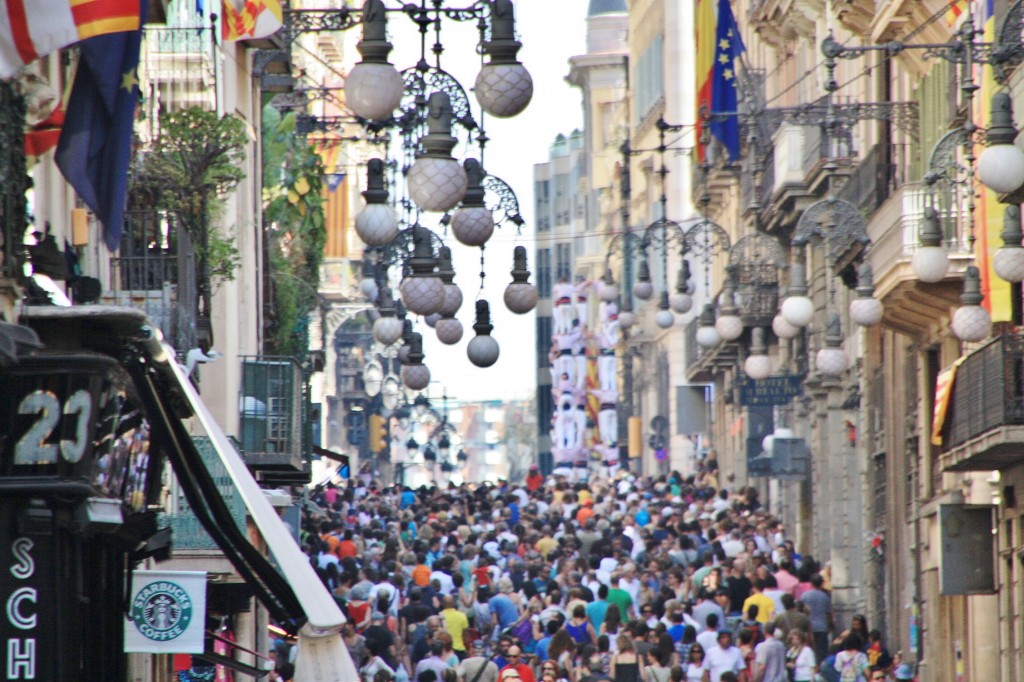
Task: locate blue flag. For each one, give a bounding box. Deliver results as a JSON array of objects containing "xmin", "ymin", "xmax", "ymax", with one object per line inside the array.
[
  {"xmin": 55, "ymin": 0, "xmax": 145, "ymax": 251},
  {"xmin": 710, "ymin": 0, "xmax": 745, "ymax": 162}
]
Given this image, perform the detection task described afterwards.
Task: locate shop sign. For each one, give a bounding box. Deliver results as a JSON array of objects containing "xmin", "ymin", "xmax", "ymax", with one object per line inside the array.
[
  {"xmin": 125, "ymin": 571, "xmax": 207, "ymax": 653},
  {"xmin": 738, "ymin": 375, "xmax": 803, "ymax": 406}
]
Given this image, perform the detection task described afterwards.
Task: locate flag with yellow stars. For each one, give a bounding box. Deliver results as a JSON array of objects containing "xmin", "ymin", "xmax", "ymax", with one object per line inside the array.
[
  {"xmin": 710, "ymin": 0, "xmax": 745, "ymax": 162},
  {"xmin": 55, "ymin": 0, "xmax": 145, "ymax": 251}
]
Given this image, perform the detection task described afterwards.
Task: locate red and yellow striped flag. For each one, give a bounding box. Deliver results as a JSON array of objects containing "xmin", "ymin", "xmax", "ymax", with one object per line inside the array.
[
  {"xmin": 221, "ymin": 0, "xmax": 283, "ymax": 42},
  {"xmin": 0, "ymin": 0, "xmax": 140, "ymax": 78},
  {"xmin": 946, "ymin": 0, "xmax": 969, "ymax": 27},
  {"xmin": 695, "ymin": 0, "xmax": 717, "ymax": 162},
  {"xmin": 316, "ymin": 141, "xmax": 350, "ymax": 259}
]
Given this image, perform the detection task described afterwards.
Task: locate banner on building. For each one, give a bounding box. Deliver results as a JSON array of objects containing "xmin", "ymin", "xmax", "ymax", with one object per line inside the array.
[
  {"xmin": 931, "ymin": 357, "xmax": 965, "ymax": 446},
  {"xmin": 125, "ymin": 570, "xmax": 207, "ymax": 653}
]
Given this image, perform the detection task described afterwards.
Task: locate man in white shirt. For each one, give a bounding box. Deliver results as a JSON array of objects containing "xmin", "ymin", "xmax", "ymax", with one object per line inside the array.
[
  {"xmin": 720, "ymin": 530, "xmax": 745, "ymax": 559},
  {"xmin": 618, "ymin": 563, "xmax": 642, "ymax": 605},
  {"xmin": 696, "ymin": 612, "xmax": 721, "ymax": 653},
  {"xmin": 702, "ymin": 630, "xmax": 746, "ymax": 682}
]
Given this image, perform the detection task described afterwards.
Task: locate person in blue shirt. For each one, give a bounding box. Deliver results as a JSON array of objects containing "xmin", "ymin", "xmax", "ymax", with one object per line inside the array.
[
  {"xmin": 401, "ymin": 487, "xmax": 417, "ymax": 509},
  {"xmin": 587, "ymin": 583, "xmax": 611, "ymax": 633},
  {"xmin": 425, "ymin": 538, "xmax": 443, "ymax": 568},
  {"xmin": 535, "ymin": 620, "xmax": 559, "ymax": 662}
]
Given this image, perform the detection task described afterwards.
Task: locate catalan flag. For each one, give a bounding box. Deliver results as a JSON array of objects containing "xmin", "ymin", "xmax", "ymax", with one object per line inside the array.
[
  {"xmin": 0, "ymin": 0, "xmax": 140, "ymax": 79},
  {"xmin": 221, "ymin": 0, "xmax": 283, "ymax": 42},
  {"xmin": 316, "ymin": 141, "xmax": 350, "ymax": 259},
  {"xmin": 946, "ymin": 0, "xmax": 969, "ymax": 27}
]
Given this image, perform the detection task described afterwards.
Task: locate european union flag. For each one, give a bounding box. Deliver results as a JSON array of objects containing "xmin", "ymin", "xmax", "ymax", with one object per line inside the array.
[
  {"xmin": 710, "ymin": 0, "xmax": 745, "ymax": 162},
  {"xmin": 55, "ymin": 0, "xmax": 145, "ymax": 251}
]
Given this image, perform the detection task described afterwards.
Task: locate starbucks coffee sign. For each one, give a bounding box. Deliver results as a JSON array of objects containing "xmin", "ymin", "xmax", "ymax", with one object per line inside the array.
[{"xmin": 124, "ymin": 571, "xmax": 206, "ymax": 653}]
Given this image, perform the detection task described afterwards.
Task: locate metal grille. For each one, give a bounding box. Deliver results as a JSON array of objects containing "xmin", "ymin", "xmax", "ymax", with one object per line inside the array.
[
  {"xmin": 945, "ymin": 335, "xmax": 1024, "ymax": 449},
  {"xmin": 904, "ymin": 346, "xmax": 920, "ymax": 519},
  {"xmin": 159, "ymin": 436, "xmax": 246, "ymax": 550},
  {"xmin": 111, "ymin": 209, "xmax": 179, "ymax": 291},
  {"xmin": 871, "ymin": 451, "xmax": 888, "ymax": 635},
  {"xmin": 240, "ymin": 357, "xmax": 302, "ymax": 459},
  {"xmin": 836, "ymin": 143, "xmax": 896, "ymax": 213}
]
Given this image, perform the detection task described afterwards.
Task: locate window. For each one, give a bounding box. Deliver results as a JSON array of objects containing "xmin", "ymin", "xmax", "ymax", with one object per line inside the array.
[
  {"xmin": 537, "ymin": 248, "xmax": 552, "ymax": 298},
  {"xmin": 537, "ymin": 315, "xmax": 552, "ymax": 369},
  {"xmin": 537, "ymin": 390, "xmax": 553, "ymax": 439},
  {"xmin": 556, "ymin": 243, "xmax": 572, "ymax": 281},
  {"xmin": 634, "ymin": 34, "xmax": 664, "ymax": 122}
]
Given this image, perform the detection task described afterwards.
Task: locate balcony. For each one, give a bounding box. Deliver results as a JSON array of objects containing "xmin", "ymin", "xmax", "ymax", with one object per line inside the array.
[
  {"xmin": 684, "ymin": 316, "xmax": 740, "ymax": 383},
  {"xmin": 759, "ymin": 123, "xmax": 854, "ymax": 234},
  {"xmin": 239, "ymin": 357, "xmax": 307, "ymax": 475},
  {"xmin": 142, "ymin": 27, "xmax": 216, "ymax": 111},
  {"xmin": 939, "ymin": 335, "xmax": 1024, "ymax": 472},
  {"xmin": 867, "ymin": 181, "xmax": 974, "ymax": 335},
  {"xmin": 159, "ymin": 437, "xmax": 246, "ymax": 552}
]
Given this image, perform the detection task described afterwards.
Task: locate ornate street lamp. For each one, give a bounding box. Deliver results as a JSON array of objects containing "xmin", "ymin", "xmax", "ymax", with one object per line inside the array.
[
  {"xmin": 355, "ymin": 158, "xmax": 399, "ymax": 246},
  {"xmin": 780, "ymin": 261, "xmax": 814, "ymax": 328},
  {"xmin": 994, "ymin": 204, "xmax": 1024, "ymax": 282},
  {"xmin": 744, "ymin": 327, "xmax": 772, "ymax": 380},
  {"xmin": 951, "ymin": 266, "xmax": 993, "ymax": 342},
  {"xmin": 401, "ymin": 332, "xmax": 431, "ymax": 390},
  {"xmin": 503, "ymin": 246, "xmax": 539, "ymax": 314},
  {"xmin": 467, "ymin": 300, "xmax": 500, "ymax": 367},
  {"xmin": 372, "ymin": 285, "xmax": 404, "ymax": 345},
  {"xmin": 343, "ymin": 0, "xmax": 404, "ymax": 122},
  {"xmin": 977, "ymin": 92, "xmax": 1024, "ymax": 194},
  {"xmin": 407, "ymin": 92, "xmax": 468, "ymax": 213},
  {"xmin": 849, "ymin": 262, "xmax": 884, "ymax": 327},
  {"xmin": 399, "ymin": 225, "xmax": 445, "ymax": 316},
  {"xmin": 474, "ymin": 0, "xmax": 533, "ymax": 118},
  {"xmin": 451, "ymin": 159, "xmax": 495, "ymax": 246},
  {"xmin": 695, "ymin": 303, "xmax": 721, "ymax": 349},
  {"xmin": 815, "ymin": 312, "xmax": 850, "ymax": 377}
]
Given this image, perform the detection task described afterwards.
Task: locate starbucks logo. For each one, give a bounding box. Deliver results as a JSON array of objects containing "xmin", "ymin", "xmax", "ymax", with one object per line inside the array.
[{"xmin": 131, "ymin": 580, "xmax": 193, "ymax": 641}]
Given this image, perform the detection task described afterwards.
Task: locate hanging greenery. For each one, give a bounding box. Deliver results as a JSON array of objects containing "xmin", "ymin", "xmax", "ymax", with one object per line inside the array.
[
  {"xmin": 132, "ymin": 107, "xmax": 247, "ymax": 288},
  {"xmin": 261, "ymin": 104, "xmax": 326, "ymax": 357}
]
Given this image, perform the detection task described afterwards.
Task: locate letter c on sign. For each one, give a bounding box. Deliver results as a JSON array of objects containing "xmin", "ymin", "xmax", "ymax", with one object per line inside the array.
[{"xmin": 7, "ymin": 588, "xmax": 36, "ymax": 630}]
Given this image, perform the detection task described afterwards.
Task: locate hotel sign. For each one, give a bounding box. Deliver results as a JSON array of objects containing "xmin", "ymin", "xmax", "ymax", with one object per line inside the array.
[{"xmin": 738, "ymin": 375, "xmax": 803, "ymax": 406}]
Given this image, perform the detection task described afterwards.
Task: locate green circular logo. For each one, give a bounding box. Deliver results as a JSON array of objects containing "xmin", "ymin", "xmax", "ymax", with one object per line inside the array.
[{"xmin": 131, "ymin": 580, "xmax": 193, "ymax": 642}]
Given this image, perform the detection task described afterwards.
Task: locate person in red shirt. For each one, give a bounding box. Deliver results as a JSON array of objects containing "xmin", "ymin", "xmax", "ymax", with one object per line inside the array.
[
  {"xmin": 338, "ymin": 529, "xmax": 358, "ymax": 560},
  {"xmin": 525, "ymin": 464, "xmax": 544, "ymax": 492},
  {"xmin": 576, "ymin": 499, "xmax": 595, "ymax": 526},
  {"xmin": 500, "ymin": 647, "xmax": 536, "ymax": 682}
]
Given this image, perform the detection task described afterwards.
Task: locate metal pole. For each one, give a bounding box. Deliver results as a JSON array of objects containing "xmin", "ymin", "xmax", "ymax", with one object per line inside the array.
[{"xmin": 620, "ymin": 139, "xmax": 635, "ymax": 473}]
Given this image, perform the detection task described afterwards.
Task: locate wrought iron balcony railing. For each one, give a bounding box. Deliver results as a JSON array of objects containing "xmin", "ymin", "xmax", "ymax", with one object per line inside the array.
[{"xmin": 943, "ymin": 334, "xmax": 1024, "ymax": 453}]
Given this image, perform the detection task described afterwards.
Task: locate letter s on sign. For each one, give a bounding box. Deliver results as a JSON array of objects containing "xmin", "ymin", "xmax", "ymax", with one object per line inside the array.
[{"xmin": 10, "ymin": 538, "xmax": 33, "ymax": 580}]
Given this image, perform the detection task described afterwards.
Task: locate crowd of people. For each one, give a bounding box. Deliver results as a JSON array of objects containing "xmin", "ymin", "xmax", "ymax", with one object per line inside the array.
[{"xmin": 273, "ymin": 465, "xmax": 916, "ymax": 682}]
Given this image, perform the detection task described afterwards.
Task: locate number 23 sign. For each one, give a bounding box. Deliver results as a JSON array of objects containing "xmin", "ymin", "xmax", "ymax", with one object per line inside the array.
[{"xmin": 0, "ymin": 355, "xmax": 127, "ymax": 475}]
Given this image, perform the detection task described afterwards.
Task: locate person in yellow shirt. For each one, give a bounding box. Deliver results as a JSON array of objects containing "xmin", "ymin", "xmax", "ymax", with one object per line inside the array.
[
  {"xmin": 440, "ymin": 595, "xmax": 470, "ymax": 656},
  {"xmin": 741, "ymin": 578, "xmax": 776, "ymax": 624},
  {"xmin": 535, "ymin": 529, "xmax": 558, "ymax": 559}
]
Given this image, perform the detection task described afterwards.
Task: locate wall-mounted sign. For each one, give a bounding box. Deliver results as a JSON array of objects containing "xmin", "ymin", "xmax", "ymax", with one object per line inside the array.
[
  {"xmin": 0, "ymin": 356, "xmax": 158, "ymax": 512},
  {"xmin": 124, "ymin": 570, "xmax": 207, "ymax": 653},
  {"xmin": 738, "ymin": 375, "xmax": 803, "ymax": 406},
  {"xmin": 0, "ymin": 516, "xmax": 56, "ymax": 680}
]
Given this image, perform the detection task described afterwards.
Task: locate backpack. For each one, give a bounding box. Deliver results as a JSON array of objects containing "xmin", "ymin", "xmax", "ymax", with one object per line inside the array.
[{"xmin": 839, "ymin": 653, "xmax": 863, "ymax": 682}]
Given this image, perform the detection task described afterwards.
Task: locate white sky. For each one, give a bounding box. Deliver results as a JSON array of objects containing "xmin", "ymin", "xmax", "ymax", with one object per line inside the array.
[{"xmin": 392, "ymin": 0, "xmax": 590, "ymax": 402}]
